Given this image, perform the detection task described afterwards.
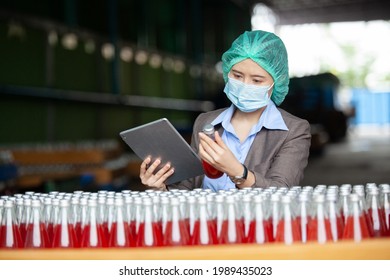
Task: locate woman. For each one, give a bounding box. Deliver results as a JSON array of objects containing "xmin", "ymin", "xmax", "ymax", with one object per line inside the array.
[{"xmin": 140, "ymin": 30, "xmax": 311, "ymax": 191}]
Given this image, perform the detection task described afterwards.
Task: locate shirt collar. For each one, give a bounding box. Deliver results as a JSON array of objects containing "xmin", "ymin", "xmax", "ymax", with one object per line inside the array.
[{"xmin": 211, "ymin": 101, "xmax": 288, "ymax": 133}]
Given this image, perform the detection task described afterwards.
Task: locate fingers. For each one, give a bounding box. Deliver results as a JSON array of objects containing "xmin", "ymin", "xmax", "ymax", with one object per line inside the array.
[
  {"xmin": 198, "ymin": 132, "xmax": 223, "ymax": 160},
  {"xmin": 214, "ymin": 131, "xmax": 227, "ymax": 149},
  {"xmin": 140, "ymin": 156, "xmax": 151, "ymax": 175},
  {"xmin": 140, "ymin": 157, "xmax": 174, "ymax": 188}
]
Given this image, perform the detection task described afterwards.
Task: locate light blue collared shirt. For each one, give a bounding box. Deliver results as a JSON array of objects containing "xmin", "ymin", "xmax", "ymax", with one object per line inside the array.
[{"xmin": 202, "ymin": 101, "xmax": 288, "ymax": 192}]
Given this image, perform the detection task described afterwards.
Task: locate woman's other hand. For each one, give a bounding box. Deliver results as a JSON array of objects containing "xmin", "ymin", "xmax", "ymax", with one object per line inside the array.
[
  {"xmin": 198, "ymin": 131, "xmax": 242, "ymax": 177},
  {"xmin": 139, "ymin": 157, "xmax": 174, "ymax": 190}
]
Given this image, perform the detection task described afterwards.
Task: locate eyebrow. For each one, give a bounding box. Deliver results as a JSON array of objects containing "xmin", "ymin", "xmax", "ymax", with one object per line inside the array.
[{"xmin": 231, "ymin": 69, "xmax": 267, "ymax": 79}]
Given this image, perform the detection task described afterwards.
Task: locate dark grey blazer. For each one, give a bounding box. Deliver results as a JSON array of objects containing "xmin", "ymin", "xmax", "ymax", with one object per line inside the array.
[{"xmin": 169, "ymin": 107, "xmax": 311, "ymax": 190}]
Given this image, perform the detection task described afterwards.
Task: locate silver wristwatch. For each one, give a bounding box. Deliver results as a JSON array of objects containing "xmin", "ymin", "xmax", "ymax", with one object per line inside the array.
[{"xmin": 229, "ymin": 164, "xmax": 248, "ymax": 185}]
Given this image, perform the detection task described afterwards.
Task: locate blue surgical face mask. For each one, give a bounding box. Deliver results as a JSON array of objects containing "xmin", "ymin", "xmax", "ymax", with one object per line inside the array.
[{"xmin": 223, "ymin": 77, "xmax": 274, "ymax": 113}]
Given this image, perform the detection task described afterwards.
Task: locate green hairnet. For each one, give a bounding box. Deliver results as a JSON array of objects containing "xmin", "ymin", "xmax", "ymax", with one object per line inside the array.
[{"xmin": 222, "ymin": 30, "xmax": 289, "ymax": 106}]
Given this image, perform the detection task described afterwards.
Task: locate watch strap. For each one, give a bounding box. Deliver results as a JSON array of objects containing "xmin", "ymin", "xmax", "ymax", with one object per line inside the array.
[{"xmin": 229, "ymin": 164, "xmax": 248, "ymax": 185}]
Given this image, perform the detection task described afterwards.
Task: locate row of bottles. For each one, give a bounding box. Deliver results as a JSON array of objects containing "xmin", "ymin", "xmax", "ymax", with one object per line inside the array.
[{"xmin": 0, "ymin": 183, "xmax": 389, "ymax": 249}]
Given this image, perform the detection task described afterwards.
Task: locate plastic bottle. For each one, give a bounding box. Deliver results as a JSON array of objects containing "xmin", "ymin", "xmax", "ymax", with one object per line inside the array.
[
  {"xmin": 108, "ymin": 197, "xmax": 131, "ymax": 247},
  {"xmin": 19, "ymin": 198, "xmax": 32, "ymax": 242},
  {"xmin": 163, "ymin": 197, "xmax": 190, "ymax": 246},
  {"xmin": 201, "ymin": 124, "xmax": 223, "ymax": 178},
  {"xmin": 354, "ymin": 188, "xmax": 375, "ymax": 237},
  {"xmin": 246, "ymin": 194, "xmax": 272, "ymax": 244},
  {"xmin": 80, "ymin": 199, "xmax": 107, "ymax": 248},
  {"xmin": 104, "ymin": 197, "xmax": 115, "ymax": 241},
  {"xmin": 78, "ymin": 197, "xmax": 89, "ymax": 241},
  {"xmin": 366, "ymin": 187, "xmax": 388, "ymax": 237},
  {"xmin": 325, "ymin": 192, "xmax": 344, "ymax": 241},
  {"xmin": 379, "ymin": 184, "xmax": 390, "ymax": 232},
  {"xmin": 42, "ymin": 197, "xmax": 52, "ymax": 236},
  {"xmin": 307, "ymin": 194, "xmax": 333, "ymax": 243},
  {"xmin": 297, "ymin": 192, "xmax": 312, "ymax": 243},
  {"xmin": 270, "ymin": 193, "xmax": 281, "ymax": 242},
  {"xmin": 219, "ymin": 195, "xmax": 244, "ymax": 244},
  {"xmin": 136, "ymin": 197, "xmax": 163, "ymax": 247},
  {"xmin": 275, "ymin": 195, "xmax": 301, "ymax": 244},
  {"xmin": 15, "ymin": 198, "xmax": 24, "ymax": 226},
  {"xmin": 214, "ymin": 194, "xmax": 225, "ymax": 240},
  {"xmin": 186, "ymin": 195, "xmax": 198, "ymax": 238},
  {"xmin": 24, "ymin": 199, "xmax": 50, "ymax": 248},
  {"xmin": 342, "ymin": 193, "xmax": 371, "ymax": 242},
  {"xmin": 0, "ymin": 199, "xmax": 4, "ymax": 241},
  {"xmin": 241, "ymin": 194, "xmax": 253, "ymax": 242},
  {"xmin": 190, "ymin": 196, "xmax": 217, "ymax": 245},
  {"xmin": 47, "ymin": 198, "xmax": 60, "ymax": 244},
  {"xmin": 338, "ymin": 188, "xmax": 350, "ymax": 223},
  {"xmin": 133, "ymin": 196, "xmax": 143, "ymax": 237},
  {"xmin": 0, "ymin": 200, "xmax": 23, "ymax": 248},
  {"xmin": 52, "ymin": 199, "xmax": 78, "ymax": 248}
]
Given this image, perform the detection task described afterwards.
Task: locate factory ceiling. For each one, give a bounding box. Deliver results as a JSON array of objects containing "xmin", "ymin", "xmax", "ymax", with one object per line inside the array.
[{"xmin": 253, "ymin": 0, "xmax": 390, "ymax": 25}]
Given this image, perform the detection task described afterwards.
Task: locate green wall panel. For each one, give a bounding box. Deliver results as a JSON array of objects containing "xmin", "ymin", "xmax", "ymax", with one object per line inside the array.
[
  {"xmin": 0, "ymin": 98, "xmax": 47, "ymax": 144},
  {"xmin": 52, "ymin": 103, "xmax": 98, "ymax": 141},
  {"xmin": 52, "ymin": 42, "xmax": 101, "ymax": 92},
  {"xmin": 0, "ymin": 22, "xmax": 46, "ymax": 87},
  {"xmin": 99, "ymin": 106, "xmax": 134, "ymax": 139}
]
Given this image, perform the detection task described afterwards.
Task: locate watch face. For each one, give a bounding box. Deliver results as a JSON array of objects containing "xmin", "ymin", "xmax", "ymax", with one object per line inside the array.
[{"xmin": 232, "ymin": 177, "xmax": 246, "ymax": 185}]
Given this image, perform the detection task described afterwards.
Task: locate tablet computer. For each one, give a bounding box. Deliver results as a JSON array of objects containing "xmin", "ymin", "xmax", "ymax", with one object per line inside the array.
[{"xmin": 119, "ymin": 118, "xmax": 204, "ymax": 184}]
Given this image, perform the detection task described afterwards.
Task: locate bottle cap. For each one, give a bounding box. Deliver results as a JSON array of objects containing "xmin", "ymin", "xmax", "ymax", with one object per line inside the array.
[{"xmin": 202, "ymin": 124, "xmax": 215, "ymax": 135}]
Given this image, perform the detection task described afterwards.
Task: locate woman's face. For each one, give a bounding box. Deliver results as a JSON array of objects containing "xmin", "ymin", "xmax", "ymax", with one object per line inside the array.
[{"xmin": 228, "ymin": 58, "xmax": 274, "ymax": 86}]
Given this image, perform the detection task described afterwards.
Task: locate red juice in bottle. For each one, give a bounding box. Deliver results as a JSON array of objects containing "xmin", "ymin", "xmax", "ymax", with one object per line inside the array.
[
  {"xmin": 0, "ymin": 201, "xmax": 23, "ymax": 248},
  {"xmin": 246, "ymin": 220, "xmax": 271, "ymax": 244},
  {"xmin": 275, "ymin": 218, "xmax": 301, "ymax": 243},
  {"xmin": 186, "ymin": 196, "xmax": 197, "ymax": 238},
  {"xmin": 163, "ymin": 196, "xmax": 190, "ymax": 246},
  {"xmin": 343, "ymin": 215, "xmax": 371, "ymax": 240},
  {"xmin": 368, "ymin": 207, "xmax": 388, "ymax": 237},
  {"xmin": 218, "ymin": 196, "xmax": 244, "ymax": 244},
  {"xmin": 0, "ymin": 224, "xmax": 23, "ymax": 249},
  {"xmin": 219, "ymin": 219, "xmax": 245, "ymax": 244},
  {"xmin": 104, "ymin": 197, "xmax": 116, "ymax": 242},
  {"xmin": 47, "ymin": 198, "xmax": 60, "ymax": 245},
  {"xmin": 19, "ymin": 222, "xmax": 27, "ymax": 242},
  {"xmin": 19, "ymin": 198, "xmax": 32, "ymax": 243},
  {"xmin": 201, "ymin": 124, "xmax": 223, "ymax": 179},
  {"xmin": 52, "ymin": 199, "xmax": 79, "ymax": 248},
  {"xmin": 52, "ymin": 223, "xmax": 78, "ymax": 248},
  {"xmin": 202, "ymin": 162, "xmax": 223, "ymax": 179},
  {"xmin": 366, "ymin": 188, "xmax": 389, "ymax": 237},
  {"xmin": 264, "ymin": 218, "xmax": 274, "ymax": 242},
  {"xmin": 191, "ymin": 220, "xmax": 218, "ymax": 245},
  {"xmin": 297, "ymin": 193, "xmax": 312, "ymax": 243},
  {"xmin": 80, "ymin": 224, "xmax": 107, "ymax": 248},
  {"xmin": 80, "ymin": 199, "xmax": 107, "ymax": 248},
  {"xmin": 164, "ymin": 220, "xmax": 190, "ymax": 246},
  {"xmin": 24, "ymin": 200, "xmax": 51, "ymax": 249},
  {"xmin": 342, "ymin": 194, "xmax": 371, "ymax": 241},
  {"xmin": 128, "ymin": 220, "xmax": 137, "ymax": 247},
  {"xmin": 109, "ymin": 221, "xmax": 131, "ymax": 247},
  {"xmin": 307, "ymin": 194, "xmax": 333, "ymax": 243},
  {"xmin": 74, "ymin": 221, "xmax": 82, "ymax": 241},
  {"xmin": 24, "ymin": 222, "xmax": 50, "ymax": 248},
  {"xmin": 274, "ymin": 196, "xmax": 301, "ymax": 244},
  {"xmin": 108, "ymin": 198, "xmax": 131, "ymax": 248},
  {"xmin": 136, "ymin": 197, "xmax": 163, "ymax": 247},
  {"xmin": 190, "ymin": 196, "xmax": 217, "ymax": 246},
  {"xmin": 246, "ymin": 194, "xmax": 271, "ymax": 244},
  {"xmin": 326, "ymin": 193, "xmax": 344, "ymax": 241},
  {"xmin": 136, "ymin": 221, "xmax": 163, "ymax": 247},
  {"xmin": 307, "ymin": 218, "xmax": 333, "ymax": 242}
]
